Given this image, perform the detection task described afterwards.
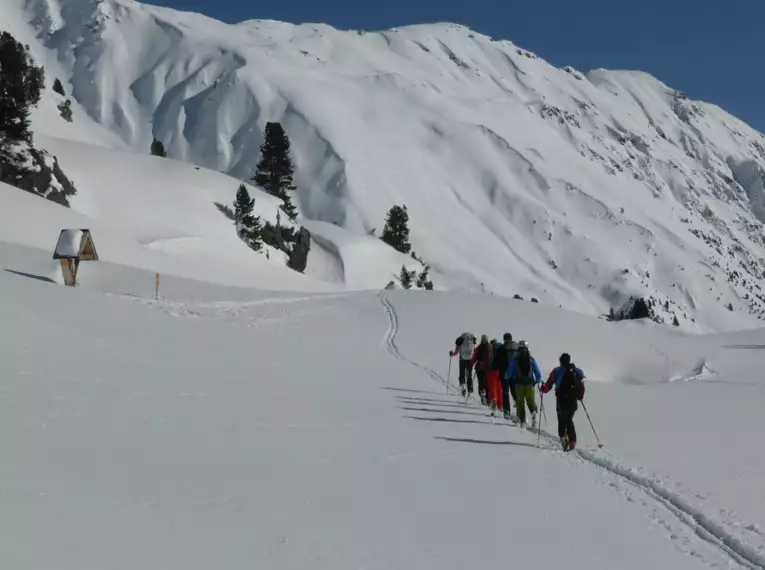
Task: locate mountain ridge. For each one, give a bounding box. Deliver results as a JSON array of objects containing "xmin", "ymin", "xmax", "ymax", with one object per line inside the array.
[{"xmin": 4, "ymin": 0, "xmax": 765, "ymax": 332}]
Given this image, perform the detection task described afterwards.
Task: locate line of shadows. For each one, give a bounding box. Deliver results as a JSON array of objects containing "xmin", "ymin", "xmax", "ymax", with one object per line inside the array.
[
  {"xmin": 4, "ymin": 269, "xmax": 55, "ymax": 284},
  {"xmin": 405, "ymin": 415, "xmax": 497, "ymax": 426},
  {"xmin": 723, "ymin": 344, "xmax": 765, "ymax": 350},
  {"xmin": 435, "ymin": 436, "xmax": 549, "ymax": 451},
  {"xmin": 383, "ymin": 386, "xmax": 446, "ymax": 395},
  {"xmin": 396, "ymin": 397, "xmax": 469, "ymax": 409},
  {"xmin": 399, "ymin": 406, "xmax": 487, "ymax": 417}
]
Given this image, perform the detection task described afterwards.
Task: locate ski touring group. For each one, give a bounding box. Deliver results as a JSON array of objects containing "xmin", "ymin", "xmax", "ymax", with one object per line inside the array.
[{"xmin": 449, "ymin": 332, "xmax": 587, "ymax": 452}]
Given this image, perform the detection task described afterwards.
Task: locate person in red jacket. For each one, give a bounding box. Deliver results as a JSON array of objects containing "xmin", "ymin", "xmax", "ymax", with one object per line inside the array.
[{"xmin": 541, "ymin": 353, "xmax": 585, "ymax": 451}]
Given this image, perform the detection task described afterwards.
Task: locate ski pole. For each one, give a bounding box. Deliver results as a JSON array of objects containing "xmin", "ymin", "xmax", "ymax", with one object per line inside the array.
[
  {"xmin": 446, "ymin": 355, "xmax": 452, "ymax": 394},
  {"xmin": 537, "ymin": 388, "xmax": 544, "ymax": 447},
  {"xmin": 580, "ymin": 401, "xmax": 604, "ymax": 448},
  {"xmin": 539, "ymin": 385, "xmax": 548, "ymax": 426}
]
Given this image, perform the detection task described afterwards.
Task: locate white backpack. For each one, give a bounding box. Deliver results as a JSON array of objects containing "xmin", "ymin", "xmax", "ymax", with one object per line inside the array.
[{"xmin": 458, "ymin": 333, "xmax": 476, "ymax": 360}]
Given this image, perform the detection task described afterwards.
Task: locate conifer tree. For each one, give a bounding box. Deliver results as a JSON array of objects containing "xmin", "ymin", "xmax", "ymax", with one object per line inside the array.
[
  {"xmin": 252, "ymin": 122, "xmax": 299, "ymax": 222},
  {"xmin": 232, "ymin": 184, "xmax": 263, "ymax": 251},
  {"xmin": 673, "ymin": 314, "xmax": 679, "ymax": 326},
  {"xmin": 150, "ymin": 138, "xmax": 166, "ymax": 157},
  {"xmin": 400, "ymin": 265, "xmax": 414, "ymax": 289},
  {"xmin": 381, "ymin": 205, "xmax": 411, "ymax": 254}
]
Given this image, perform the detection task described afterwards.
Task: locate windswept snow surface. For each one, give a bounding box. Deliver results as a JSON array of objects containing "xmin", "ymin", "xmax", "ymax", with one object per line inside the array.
[
  {"xmin": 1, "ymin": 245, "xmax": 765, "ymax": 569},
  {"xmin": 2, "ymin": 0, "xmax": 765, "ymax": 330}
]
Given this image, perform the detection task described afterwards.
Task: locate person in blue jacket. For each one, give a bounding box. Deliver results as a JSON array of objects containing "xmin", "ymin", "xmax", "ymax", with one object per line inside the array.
[{"xmin": 505, "ymin": 340, "xmax": 542, "ymax": 428}]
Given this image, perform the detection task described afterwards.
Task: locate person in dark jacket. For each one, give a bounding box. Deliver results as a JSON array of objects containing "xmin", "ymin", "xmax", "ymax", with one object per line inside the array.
[
  {"xmin": 471, "ymin": 335, "xmax": 493, "ymax": 405},
  {"xmin": 541, "ymin": 353, "xmax": 585, "ymax": 451},
  {"xmin": 491, "ymin": 333, "xmax": 516, "ymax": 419}
]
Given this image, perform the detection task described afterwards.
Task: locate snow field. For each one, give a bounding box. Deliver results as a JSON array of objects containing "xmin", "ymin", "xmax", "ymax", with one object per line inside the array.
[{"xmin": 1, "ymin": 240, "xmax": 764, "ymax": 568}]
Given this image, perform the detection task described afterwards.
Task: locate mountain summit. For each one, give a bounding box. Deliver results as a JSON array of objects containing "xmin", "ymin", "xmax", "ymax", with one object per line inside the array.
[{"xmin": 4, "ymin": 0, "xmax": 765, "ymax": 331}]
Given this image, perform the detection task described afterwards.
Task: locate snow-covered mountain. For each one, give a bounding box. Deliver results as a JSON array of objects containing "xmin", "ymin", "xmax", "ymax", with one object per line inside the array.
[{"xmin": 3, "ymin": 0, "xmax": 765, "ymax": 331}]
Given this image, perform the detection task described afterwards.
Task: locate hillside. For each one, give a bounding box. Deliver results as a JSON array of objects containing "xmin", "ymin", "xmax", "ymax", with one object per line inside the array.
[{"xmin": 2, "ymin": 0, "xmax": 765, "ymax": 332}]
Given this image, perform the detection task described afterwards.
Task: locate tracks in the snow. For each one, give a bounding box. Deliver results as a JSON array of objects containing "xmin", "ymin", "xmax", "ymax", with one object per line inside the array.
[
  {"xmin": 378, "ymin": 293, "xmax": 764, "ymax": 570},
  {"xmin": 379, "ymin": 294, "xmax": 453, "ymax": 391}
]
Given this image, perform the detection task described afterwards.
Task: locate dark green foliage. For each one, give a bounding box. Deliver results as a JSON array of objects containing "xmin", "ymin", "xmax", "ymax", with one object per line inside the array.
[
  {"xmin": 150, "ymin": 138, "xmax": 166, "ymax": 157},
  {"xmin": 232, "ymin": 184, "xmax": 263, "ymax": 251},
  {"xmin": 381, "ymin": 205, "xmax": 411, "ymax": 254},
  {"xmin": 629, "ymin": 297, "xmax": 651, "ymax": 319},
  {"xmin": 57, "ymin": 99, "xmax": 73, "ymax": 122},
  {"xmin": 252, "ymin": 122, "xmax": 299, "ymax": 222},
  {"xmin": 400, "ymin": 265, "xmax": 416, "ymax": 289},
  {"xmin": 416, "ymin": 265, "xmax": 433, "ymax": 290},
  {"xmin": 673, "ymin": 314, "xmax": 679, "ymax": 326},
  {"xmin": 52, "ymin": 78, "xmax": 65, "ymax": 96},
  {"xmin": 0, "ymin": 31, "xmax": 44, "ymax": 145},
  {"xmin": 607, "ymin": 307, "xmax": 615, "ymax": 321}
]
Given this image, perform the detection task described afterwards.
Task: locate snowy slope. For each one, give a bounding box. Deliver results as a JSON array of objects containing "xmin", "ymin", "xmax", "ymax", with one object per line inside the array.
[
  {"xmin": 0, "ymin": 178, "xmax": 336, "ymax": 292},
  {"xmin": 3, "ymin": 0, "xmax": 765, "ymax": 332},
  {"xmin": 1, "ymin": 243, "xmax": 764, "ymax": 569}
]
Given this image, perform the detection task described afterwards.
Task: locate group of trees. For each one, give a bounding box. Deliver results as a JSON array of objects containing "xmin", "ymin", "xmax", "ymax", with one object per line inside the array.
[
  {"xmin": 225, "ymin": 122, "xmax": 309, "ymax": 271},
  {"xmin": 399, "ymin": 264, "xmax": 433, "ymax": 290},
  {"xmin": 607, "ymin": 296, "xmax": 682, "ymax": 326},
  {"xmin": 0, "ymin": 31, "xmax": 77, "ymax": 205},
  {"xmin": 0, "ymin": 31, "xmax": 44, "ymax": 156},
  {"xmin": 52, "ymin": 78, "xmax": 73, "ymax": 122},
  {"xmin": 379, "ymin": 203, "xmax": 433, "ymax": 290}
]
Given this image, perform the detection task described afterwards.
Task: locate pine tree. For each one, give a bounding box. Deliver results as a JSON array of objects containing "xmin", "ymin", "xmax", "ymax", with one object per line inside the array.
[
  {"xmin": 400, "ymin": 265, "xmax": 414, "ymax": 289},
  {"xmin": 381, "ymin": 205, "xmax": 411, "ymax": 254},
  {"xmin": 245, "ymin": 215, "xmax": 263, "ymax": 251},
  {"xmin": 150, "ymin": 138, "xmax": 166, "ymax": 157},
  {"xmin": 232, "ymin": 184, "xmax": 263, "ymax": 251},
  {"xmin": 608, "ymin": 307, "xmax": 616, "ymax": 321},
  {"xmin": 0, "ymin": 32, "xmax": 44, "ymax": 145},
  {"xmin": 233, "ymin": 184, "xmax": 255, "ymax": 225},
  {"xmin": 252, "ymin": 122, "xmax": 299, "ymax": 222},
  {"xmin": 52, "ymin": 78, "xmax": 65, "ymax": 96},
  {"xmin": 673, "ymin": 314, "xmax": 679, "ymax": 326}
]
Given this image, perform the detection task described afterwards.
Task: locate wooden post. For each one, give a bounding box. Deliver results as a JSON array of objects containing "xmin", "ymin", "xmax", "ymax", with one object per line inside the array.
[
  {"xmin": 60, "ymin": 259, "xmax": 75, "ymax": 286},
  {"xmin": 155, "ymin": 272, "xmax": 160, "ymax": 300}
]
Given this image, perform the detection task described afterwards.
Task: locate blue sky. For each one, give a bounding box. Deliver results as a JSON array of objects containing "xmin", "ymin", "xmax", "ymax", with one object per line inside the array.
[{"xmin": 151, "ymin": 0, "xmax": 764, "ymax": 132}]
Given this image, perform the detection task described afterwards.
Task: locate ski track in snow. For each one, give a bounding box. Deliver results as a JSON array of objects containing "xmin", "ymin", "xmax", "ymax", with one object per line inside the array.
[{"xmin": 379, "ymin": 293, "xmax": 765, "ymax": 570}]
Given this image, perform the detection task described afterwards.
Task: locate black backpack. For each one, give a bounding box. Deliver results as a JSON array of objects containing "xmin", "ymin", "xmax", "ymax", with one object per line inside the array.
[
  {"xmin": 557, "ymin": 364, "xmax": 585, "ymax": 400},
  {"xmin": 516, "ymin": 349, "xmax": 533, "ymax": 380}
]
